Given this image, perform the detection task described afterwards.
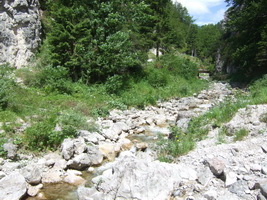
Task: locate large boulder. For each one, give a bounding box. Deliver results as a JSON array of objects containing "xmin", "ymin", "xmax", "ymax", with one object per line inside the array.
[
  {"xmin": 20, "ymin": 165, "xmax": 42, "ymax": 185},
  {"xmin": 90, "ymin": 154, "xmax": 197, "ymax": 200},
  {"xmin": 67, "ymin": 153, "xmax": 91, "ymax": 170},
  {"xmin": 61, "ymin": 138, "xmax": 75, "ymax": 160},
  {"xmin": 3, "ymin": 143, "xmax": 17, "ymax": 159},
  {"xmin": 0, "ymin": 172, "xmax": 27, "ymax": 200},
  {"xmin": 87, "ymin": 146, "xmax": 103, "ymax": 165}
]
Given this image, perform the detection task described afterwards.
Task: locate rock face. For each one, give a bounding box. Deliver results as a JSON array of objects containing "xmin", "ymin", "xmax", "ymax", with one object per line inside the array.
[{"xmin": 0, "ymin": 0, "xmax": 41, "ymax": 68}]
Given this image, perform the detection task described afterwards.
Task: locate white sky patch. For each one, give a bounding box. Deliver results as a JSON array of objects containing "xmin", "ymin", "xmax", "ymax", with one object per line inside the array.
[{"xmin": 172, "ymin": 0, "xmax": 227, "ymax": 25}]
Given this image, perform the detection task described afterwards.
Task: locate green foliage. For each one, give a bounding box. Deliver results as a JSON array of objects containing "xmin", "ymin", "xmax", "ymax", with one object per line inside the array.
[
  {"xmin": 145, "ymin": 66, "xmax": 169, "ymax": 87},
  {"xmin": 0, "ymin": 132, "xmax": 7, "ymax": 157},
  {"xmin": 0, "ymin": 65, "xmax": 16, "ymax": 110},
  {"xmin": 105, "ymin": 75, "xmax": 127, "ymax": 94},
  {"xmin": 161, "ymin": 53, "xmax": 198, "ymax": 79},
  {"xmin": 24, "ymin": 110, "xmax": 92, "ymax": 151},
  {"xmin": 157, "ymin": 126, "xmax": 195, "ymax": 162},
  {"xmin": 259, "ymin": 113, "xmax": 267, "ymax": 123},
  {"xmin": 223, "ymin": 0, "xmax": 267, "ymax": 77},
  {"xmin": 233, "ymin": 128, "xmax": 249, "ymax": 141},
  {"xmin": 42, "ymin": 0, "xmax": 151, "ymax": 83},
  {"xmin": 250, "ymin": 75, "xmax": 267, "ymax": 104},
  {"xmin": 195, "ymin": 24, "xmax": 223, "ymax": 64},
  {"xmin": 217, "ymin": 126, "xmax": 228, "ymax": 144},
  {"xmin": 25, "ymin": 66, "xmax": 74, "ymax": 94}
]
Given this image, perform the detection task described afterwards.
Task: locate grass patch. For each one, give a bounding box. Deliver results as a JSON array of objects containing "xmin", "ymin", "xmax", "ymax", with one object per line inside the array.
[
  {"xmin": 233, "ymin": 128, "xmax": 249, "ymax": 141},
  {"xmin": 217, "ymin": 126, "xmax": 228, "ymax": 144}
]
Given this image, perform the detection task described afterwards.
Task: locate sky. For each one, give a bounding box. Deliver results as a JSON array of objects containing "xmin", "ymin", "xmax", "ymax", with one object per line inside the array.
[{"xmin": 173, "ymin": 0, "xmax": 228, "ymax": 25}]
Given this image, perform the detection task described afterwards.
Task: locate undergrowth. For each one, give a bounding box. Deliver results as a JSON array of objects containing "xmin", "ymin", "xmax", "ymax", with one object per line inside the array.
[{"xmin": 0, "ymin": 54, "xmax": 207, "ymax": 155}]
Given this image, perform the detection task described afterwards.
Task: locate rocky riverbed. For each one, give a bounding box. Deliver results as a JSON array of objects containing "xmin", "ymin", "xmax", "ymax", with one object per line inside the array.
[{"xmin": 1, "ymin": 82, "xmax": 267, "ymax": 200}]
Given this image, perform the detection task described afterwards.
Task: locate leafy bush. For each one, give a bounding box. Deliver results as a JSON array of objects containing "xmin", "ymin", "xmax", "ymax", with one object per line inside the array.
[
  {"xmin": 24, "ymin": 110, "xmax": 94, "ymax": 151},
  {"xmin": 105, "ymin": 75, "xmax": 126, "ymax": 94},
  {"xmin": 24, "ymin": 113, "xmax": 57, "ymax": 151},
  {"xmin": 161, "ymin": 54, "xmax": 198, "ymax": 79},
  {"xmin": 145, "ymin": 66, "xmax": 169, "ymax": 87},
  {"xmin": 25, "ymin": 66, "xmax": 74, "ymax": 94}
]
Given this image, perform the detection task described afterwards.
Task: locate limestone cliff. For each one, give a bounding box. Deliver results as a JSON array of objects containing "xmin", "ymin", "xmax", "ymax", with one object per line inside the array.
[{"xmin": 0, "ymin": 0, "xmax": 41, "ymax": 68}]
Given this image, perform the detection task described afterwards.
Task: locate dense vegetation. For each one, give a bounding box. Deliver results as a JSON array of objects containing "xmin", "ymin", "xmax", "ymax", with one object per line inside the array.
[{"xmin": 222, "ymin": 0, "xmax": 267, "ymax": 79}]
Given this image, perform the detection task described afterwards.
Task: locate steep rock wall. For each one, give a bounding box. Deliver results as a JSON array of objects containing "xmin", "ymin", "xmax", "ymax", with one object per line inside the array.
[{"xmin": 0, "ymin": 0, "xmax": 41, "ymax": 68}]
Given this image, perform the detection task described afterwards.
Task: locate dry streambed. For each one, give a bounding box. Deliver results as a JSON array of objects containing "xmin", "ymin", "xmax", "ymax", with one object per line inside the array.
[{"xmin": 1, "ymin": 82, "xmax": 266, "ymax": 200}]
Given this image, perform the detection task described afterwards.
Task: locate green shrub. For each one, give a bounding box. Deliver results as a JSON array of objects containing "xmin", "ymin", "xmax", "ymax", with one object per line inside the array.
[
  {"xmin": 24, "ymin": 110, "xmax": 96, "ymax": 151},
  {"xmin": 145, "ymin": 67, "xmax": 169, "ymax": 87},
  {"xmin": 0, "ymin": 133, "xmax": 7, "ymax": 157},
  {"xmin": 105, "ymin": 75, "xmax": 126, "ymax": 94},
  {"xmin": 161, "ymin": 54, "xmax": 198, "ymax": 79},
  {"xmin": 24, "ymin": 113, "xmax": 57, "ymax": 151},
  {"xmin": 157, "ymin": 127, "xmax": 195, "ymax": 162}
]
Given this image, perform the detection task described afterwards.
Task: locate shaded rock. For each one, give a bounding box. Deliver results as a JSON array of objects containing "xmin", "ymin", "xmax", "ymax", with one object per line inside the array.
[
  {"xmin": 67, "ymin": 153, "xmax": 91, "ymax": 170},
  {"xmin": 117, "ymin": 138, "xmax": 133, "ymax": 151},
  {"xmin": 198, "ymin": 167, "xmax": 213, "ymax": 186},
  {"xmin": 0, "ymin": 172, "xmax": 27, "ymax": 200},
  {"xmin": 136, "ymin": 142, "xmax": 149, "ymax": 151},
  {"xmin": 21, "ymin": 165, "xmax": 42, "ymax": 185},
  {"xmin": 259, "ymin": 182, "xmax": 267, "ymax": 198},
  {"xmin": 61, "ymin": 139, "xmax": 74, "ymax": 160},
  {"xmin": 224, "ymin": 169, "xmax": 237, "ymax": 187},
  {"xmin": 87, "ymin": 146, "xmax": 103, "ymax": 165},
  {"xmin": 207, "ymin": 158, "xmax": 225, "ymax": 176},
  {"xmin": 261, "ymin": 144, "xmax": 267, "ymax": 153},
  {"xmin": 204, "ymin": 190, "xmax": 217, "ymax": 200},
  {"xmin": 77, "ymin": 186, "xmax": 104, "ymax": 200},
  {"xmin": 228, "ymin": 180, "xmax": 248, "ymax": 197},
  {"xmin": 3, "ymin": 143, "xmax": 17, "ymax": 159},
  {"xmin": 0, "ymin": 171, "xmax": 6, "ymax": 180},
  {"xmin": 73, "ymin": 138, "xmax": 87, "ymax": 155},
  {"xmin": 79, "ymin": 130, "xmax": 105, "ymax": 144}
]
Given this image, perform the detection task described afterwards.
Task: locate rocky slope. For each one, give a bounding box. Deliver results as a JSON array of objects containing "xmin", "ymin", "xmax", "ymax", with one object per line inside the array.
[
  {"xmin": 0, "ymin": 0, "xmax": 41, "ymax": 68},
  {"xmin": 0, "ymin": 82, "xmax": 266, "ymax": 200}
]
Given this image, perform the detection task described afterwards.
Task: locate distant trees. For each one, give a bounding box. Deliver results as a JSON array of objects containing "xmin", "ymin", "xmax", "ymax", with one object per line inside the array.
[
  {"xmin": 195, "ymin": 24, "xmax": 223, "ymax": 64},
  {"xmin": 223, "ymin": 0, "xmax": 267, "ymax": 77}
]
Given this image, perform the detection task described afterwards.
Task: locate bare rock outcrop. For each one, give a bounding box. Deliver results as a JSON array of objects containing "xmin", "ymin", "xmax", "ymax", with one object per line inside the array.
[{"xmin": 0, "ymin": 0, "xmax": 41, "ymax": 68}]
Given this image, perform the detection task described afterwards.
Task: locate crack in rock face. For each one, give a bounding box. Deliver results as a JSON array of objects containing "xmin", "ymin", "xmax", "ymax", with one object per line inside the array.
[{"xmin": 0, "ymin": 0, "xmax": 41, "ymax": 68}]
